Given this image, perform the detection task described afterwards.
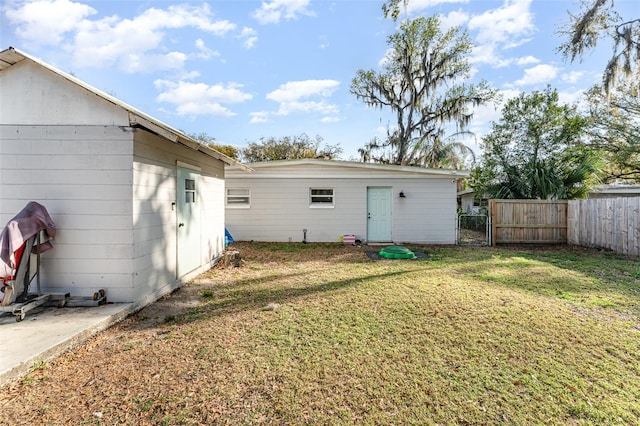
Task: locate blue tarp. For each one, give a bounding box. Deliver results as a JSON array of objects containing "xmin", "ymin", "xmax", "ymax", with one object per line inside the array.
[{"xmin": 224, "ymin": 228, "xmax": 234, "ymax": 247}]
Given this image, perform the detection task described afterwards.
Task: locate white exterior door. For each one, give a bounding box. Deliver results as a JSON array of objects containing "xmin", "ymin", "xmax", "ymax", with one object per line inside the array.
[
  {"xmin": 367, "ymin": 187, "xmax": 392, "ymax": 242},
  {"xmin": 177, "ymin": 166, "xmax": 201, "ymax": 277}
]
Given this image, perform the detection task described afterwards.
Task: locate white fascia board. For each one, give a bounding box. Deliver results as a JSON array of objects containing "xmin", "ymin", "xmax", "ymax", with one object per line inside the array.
[{"xmin": 226, "ymin": 160, "xmax": 469, "ymax": 179}]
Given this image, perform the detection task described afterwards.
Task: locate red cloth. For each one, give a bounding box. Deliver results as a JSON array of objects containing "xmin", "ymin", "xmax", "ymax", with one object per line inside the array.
[{"xmin": 0, "ymin": 202, "xmax": 56, "ymax": 278}]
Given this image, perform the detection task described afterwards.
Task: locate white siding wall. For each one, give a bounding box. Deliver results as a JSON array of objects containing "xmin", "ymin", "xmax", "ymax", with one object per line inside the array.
[
  {"xmin": 132, "ymin": 130, "xmax": 226, "ymax": 308},
  {"xmin": 0, "ymin": 125, "xmax": 136, "ymax": 301},
  {"xmin": 0, "ymin": 60, "xmax": 128, "ymax": 126},
  {"xmin": 392, "ymin": 179, "xmax": 458, "ymax": 244},
  {"xmin": 460, "ymin": 193, "xmax": 475, "ymax": 213},
  {"xmin": 1, "ymin": 59, "xmax": 228, "ymax": 306},
  {"xmin": 225, "ymin": 174, "xmax": 458, "ymax": 244}
]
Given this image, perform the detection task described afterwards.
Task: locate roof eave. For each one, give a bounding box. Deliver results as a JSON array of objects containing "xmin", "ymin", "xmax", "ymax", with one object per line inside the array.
[{"xmin": 228, "ymin": 159, "xmax": 469, "ymax": 177}]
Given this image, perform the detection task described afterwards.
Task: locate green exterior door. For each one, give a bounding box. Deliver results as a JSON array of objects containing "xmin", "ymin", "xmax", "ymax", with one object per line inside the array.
[
  {"xmin": 177, "ymin": 166, "xmax": 201, "ymax": 277},
  {"xmin": 367, "ymin": 187, "xmax": 392, "ymax": 242}
]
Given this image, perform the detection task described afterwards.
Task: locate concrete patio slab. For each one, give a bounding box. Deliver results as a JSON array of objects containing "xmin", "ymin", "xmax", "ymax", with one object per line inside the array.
[{"xmin": 0, "ymin": 303, "xmax": 134, "ymax": 386}]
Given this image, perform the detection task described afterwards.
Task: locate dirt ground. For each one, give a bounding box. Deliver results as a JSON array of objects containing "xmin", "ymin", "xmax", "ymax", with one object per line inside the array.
[
  {"xmin": 131, "ymin": 278, "xmax": 212, "ymax": 328},
  {"xmin": 0, "ymin": 260, "xmax": 228, "ymax": 424},
  {"xmin": 0, "ymin": 243, "xmax": 351, "ymax": 424}
]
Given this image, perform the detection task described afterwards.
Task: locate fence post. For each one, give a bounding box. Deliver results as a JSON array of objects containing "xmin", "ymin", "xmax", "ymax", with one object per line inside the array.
[{"xmin": 489, "ymin": 199, "xmax": 497, "ymax": 246}]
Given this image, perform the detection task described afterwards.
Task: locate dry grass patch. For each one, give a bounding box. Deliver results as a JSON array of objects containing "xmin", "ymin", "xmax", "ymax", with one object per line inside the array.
[{"xmin": 1, "ymin": 242, "xmax": 639, "ymax": 425}]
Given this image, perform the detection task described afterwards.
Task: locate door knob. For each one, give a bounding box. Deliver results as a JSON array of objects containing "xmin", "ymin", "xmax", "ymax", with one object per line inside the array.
[{"xmin": 179, "ymin": 223, "xmax": 185, "ymax": 227}]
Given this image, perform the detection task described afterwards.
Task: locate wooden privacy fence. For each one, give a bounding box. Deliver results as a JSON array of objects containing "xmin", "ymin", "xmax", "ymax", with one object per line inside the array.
[
  {"xmin": 568, "ymin": 197, "xmax": 640, "ymax": 257},
  {"xmin": 489, "ymin": 199, "xmax": 568, "ymax": 245}
]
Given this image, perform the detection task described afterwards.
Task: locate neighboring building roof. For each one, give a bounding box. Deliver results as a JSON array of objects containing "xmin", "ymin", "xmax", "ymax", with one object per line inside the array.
[
  {"xmin": 0, "ymin": 46, "xmax": 250, "ymax": 171},
  {"xmin": 226, "ymin": 158, "xmax": 470, "ymax": 179},
  {"xmin": 588, "ymin": 184, "xmax": 640, "ymax": 198}
]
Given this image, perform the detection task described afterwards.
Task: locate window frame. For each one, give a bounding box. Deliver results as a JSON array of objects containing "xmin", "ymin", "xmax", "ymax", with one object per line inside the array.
[
  {"xmin": 309, "ymin": 187, "xmax": 335, "ymax": 208},
  {"xmin": 226, "ymin": 187, "xmax": 251, "ymax": 208}
]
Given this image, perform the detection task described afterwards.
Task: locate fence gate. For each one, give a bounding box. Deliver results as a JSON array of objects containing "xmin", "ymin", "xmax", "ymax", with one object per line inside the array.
[
  {"xmin": 489, "ymin": 199, "xmax": 568, "ymax": 245},
  {"xmin": 457, "ymin": 214, "xmax": 491, "ymax": 246}
]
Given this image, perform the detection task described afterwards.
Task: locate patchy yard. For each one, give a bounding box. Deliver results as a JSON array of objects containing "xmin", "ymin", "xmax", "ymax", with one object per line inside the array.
[{"xmin": 1, "ymin": 242, "xmax": 639, "ymax": 425}]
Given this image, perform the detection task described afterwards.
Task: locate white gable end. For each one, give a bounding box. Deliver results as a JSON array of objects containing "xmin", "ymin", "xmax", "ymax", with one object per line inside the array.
[{"xmin": 0, "ymin": 60, "xmax": 129, "ymax": 126}]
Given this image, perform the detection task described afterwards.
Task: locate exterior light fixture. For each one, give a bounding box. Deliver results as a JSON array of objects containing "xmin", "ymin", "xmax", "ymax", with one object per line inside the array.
[{"xmin": 399, "ymin": 190, "xmax": 406, "ymax": 198}]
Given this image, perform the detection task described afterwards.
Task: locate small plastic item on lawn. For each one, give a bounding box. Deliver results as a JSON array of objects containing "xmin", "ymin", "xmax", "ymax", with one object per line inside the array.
[
  {"xmin": 342, "ymin": 234, "xmax": 356, "ymax": 245},
  {"xmin": 378, "ymin": 245, "xmax": 416, "ymax": 259}
]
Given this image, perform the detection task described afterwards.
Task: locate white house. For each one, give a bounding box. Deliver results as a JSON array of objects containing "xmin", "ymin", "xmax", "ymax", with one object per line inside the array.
[
  {"xmin": 457, "ymin": 189, "xmax": 476, "ymax": 213},
  {"xmin": 224, "ymin": 159, "xmax": 468, "ymax": 244},
  {"xmin": 0, "ymin": 47, "xmax": 246, "ymax": 306}
]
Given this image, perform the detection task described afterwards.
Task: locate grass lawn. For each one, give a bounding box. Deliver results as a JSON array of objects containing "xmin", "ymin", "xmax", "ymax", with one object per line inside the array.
[{"xmin": 1, "ymin": 242, "xmax": 639, "ymax": 425}]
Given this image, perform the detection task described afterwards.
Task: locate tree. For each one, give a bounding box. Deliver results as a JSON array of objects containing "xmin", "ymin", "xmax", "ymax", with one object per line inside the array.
[
  {"xmin": 472, "ymin": 87, "xmax": 603, "ymax": 200},
  {"xmin": 209, "ymin": 144, "xmax": 239, "ymax": 160},
  {"xmin": 188, "ymin": 132, "xmax": 239, "ymax": 160},
  {"xmin": 350, "ymin": 15, "xmax": 496, "ymax": 167},
  {"xmin": 584, "ymin": 84, "xmax": 640, "ymax": 182},
  {"xmin": 358, "ymin": 133, "xmax": 476, "ymax": 169},
  {"xmin": 381, "ymin": 0, "xmax": 407, "ymax": 21},
  {"xmin": 557, "ymin": 0, "xmax": 640, "ymax": 93},
  {"xmin": 240, "ymin": 134, "xmax": 342, "ymax": 163}
]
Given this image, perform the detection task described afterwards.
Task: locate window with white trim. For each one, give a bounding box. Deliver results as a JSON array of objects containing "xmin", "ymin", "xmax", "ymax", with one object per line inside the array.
[
  {"xmin": 310, "ymin": 188, "xmax": 334, "ymax": 207},
  {"xmin": 226, "ymin": 188, "xmax": 250, "ymax": 208},
  {"xmin": 184, "ymin": 179, "xmax": 196, "ymax": 203}
]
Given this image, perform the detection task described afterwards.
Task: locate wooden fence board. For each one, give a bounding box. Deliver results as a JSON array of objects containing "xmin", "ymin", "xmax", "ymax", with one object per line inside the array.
[
  {"xmin": 489, "ymin": 198, "xmax": 638, "ymax": 256},
  {"xmin": 567, "ymin": 197, "xmax": 640, "ymax": 257},
  {"xmin": 489, "ymin": 200, "xmax": 568, "ymax": 245}
]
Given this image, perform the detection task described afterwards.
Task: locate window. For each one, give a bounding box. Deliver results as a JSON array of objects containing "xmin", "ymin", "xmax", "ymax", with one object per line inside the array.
[
  {"xmin": 310, "ymin": 188, "xmax": 334, "ymax": 207},
  {"xmin": 226, "ymin": 188, "xmax": 250, "ymax": 208},
  {"xmin": 185, "ymin": 179, "xmax": 196, "ymax": 203}
]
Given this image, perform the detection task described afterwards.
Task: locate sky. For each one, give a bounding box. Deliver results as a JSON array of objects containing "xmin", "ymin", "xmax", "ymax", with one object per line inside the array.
[{"xmin": 0, "ymin": 0, "xmax": 635, "ymax": 162}]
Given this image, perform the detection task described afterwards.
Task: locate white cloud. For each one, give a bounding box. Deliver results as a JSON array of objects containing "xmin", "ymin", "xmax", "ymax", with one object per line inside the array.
[
  {"xmin": 266, "ymin": 80, "xmax": 340, "ymax": 117},
  {"xmin": 318, "ymin": 35, "xmax": 330, "ymax": 50},
  {"xmin": 375, "ymin": 126, "xmax": 387, "ymax": 136},
  {"xmin": 118, "ymin": 51, "xmax": 188, "ymax": 74},
  {"xmin": 562, "ymin": 70, "xmax": 584, "ymax": 84},
  {"xmin": 468, "ymin": 0, "xmax": 536, "ymax": 67},
  {"xmin": 194, "ymin": 39, "xmax": 220, "ymax": 59},
  {"xmin": 6, "ymin": 1, "xmax": 239, "ymax": 73},
  {"xmin": 267, "ymin": 80, "xmax": 339, "ymax": 102},
  {"xmin": 276, "ymin": 100, "xmax": 339, "ymax": 115},
  {"xmin": 154, "ymin": 79, "xmax": 253, "ymax": 117},
  {"xmin": 516, "ymin": 56, "xmax": 540, "ymax": 66},
  {"xmin": 5, "ymin": 0, "xmax": 96, "ymax": 45},
  {"xmin": 471, "ymin": 44, "xmax": 512, "ymax": 68},
  {"xmin": 321, "ymin": 116, "xmax": 341, "ymax": 123},
  {"xmin": 249, "ymin": 111, "xmax": 270, "ymax": 124},
  {"xmin": 71, "ymin": 4, "xmax": 235, "ymax": 71},
  {"xmin": 438, "ymin": 9, "xmax": 470, "ymax": 29},
  {"xmin": 469, "ymin": 0, "xmax": 534, "ymax": 45},
  {"xmin": 252, "ymin": 0, "xmax": 314, "ymax": 25},
  {"xmin": 239, "ymin": 27, "xmax": 258, "ymax": 49},
  {"xmin": 404, "ymin": 0, "xmax": 469, "ymax": 14},
  {"xmin": 512, "ymin": 64, "xmax": 558, "ymax": 86}
]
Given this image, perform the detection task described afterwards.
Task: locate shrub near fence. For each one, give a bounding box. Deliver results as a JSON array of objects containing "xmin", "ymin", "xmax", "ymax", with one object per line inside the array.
[{"xmin": 568, "ymin": 197, "xmax": 640, "ymax": 257}]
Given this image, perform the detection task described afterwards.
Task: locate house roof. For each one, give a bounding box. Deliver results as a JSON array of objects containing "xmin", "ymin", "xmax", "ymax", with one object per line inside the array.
[
  {"xmin": 588, "ymin": 184, "xmax": 640, "ymax": 197},
  {"xmin": 227, "ymin": 158, "xmax": 470, "ymax": 178},
  {"xmin": 0, "ymin": 47, "xmax": 250, "ymax": 171}
]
